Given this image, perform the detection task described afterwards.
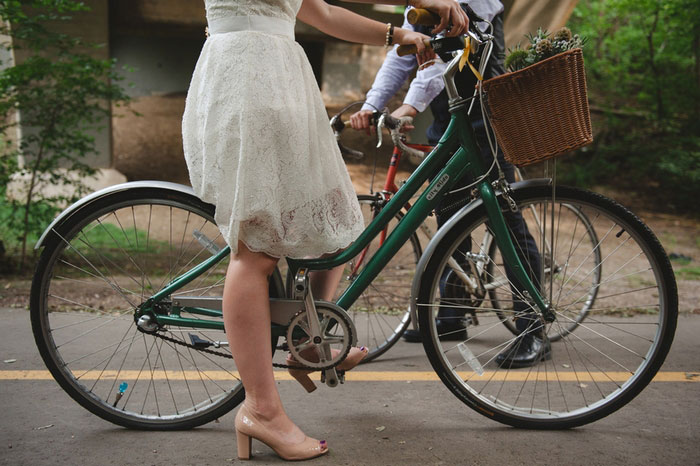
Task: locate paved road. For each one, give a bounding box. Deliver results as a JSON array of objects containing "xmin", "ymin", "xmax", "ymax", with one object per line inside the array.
[{"xmin": 1, "ymin": 306, "xmax": 698, "ymax": 466}]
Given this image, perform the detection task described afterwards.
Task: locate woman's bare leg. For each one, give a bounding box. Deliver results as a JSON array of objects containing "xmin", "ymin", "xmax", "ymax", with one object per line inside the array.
[
  {"xmin": 223, "ymin": 242, "xmax": 305, "ymax": 444},
  {"xmin": 309, "ymin": 264, "xmax": 346, "ymax": 301}
]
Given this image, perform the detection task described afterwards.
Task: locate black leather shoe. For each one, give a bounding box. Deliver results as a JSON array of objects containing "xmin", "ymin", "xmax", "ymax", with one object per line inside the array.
[
  {"xmin": 402, "ymin": 323, "xmax": 467, "ymax": 343},
  {"xmin": 495, "ymin": 333, "xmax": 551, "ymax": 368},
  {"xmin": 402, "ymin": 329, "xmax": 422, "ymax": 343}
]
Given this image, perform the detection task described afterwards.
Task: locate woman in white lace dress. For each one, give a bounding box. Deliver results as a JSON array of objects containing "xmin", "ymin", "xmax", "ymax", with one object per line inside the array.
[{"xmin": 182, "ymin": 0, "xmax": 467, "ymax": 461}]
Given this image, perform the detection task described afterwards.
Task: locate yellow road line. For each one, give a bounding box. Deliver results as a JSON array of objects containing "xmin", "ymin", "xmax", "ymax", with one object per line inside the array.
[{"xmin": 0, "ymin": 370, "xmax": 698, "ymax": 382}]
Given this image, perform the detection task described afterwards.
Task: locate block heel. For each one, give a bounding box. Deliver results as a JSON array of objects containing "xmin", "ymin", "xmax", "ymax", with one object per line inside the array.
[
  {"xmin": 288, "ymin": 369, "xmax": 317, "ymax": 393},
  {"xmin": 234, "ymin": 405, "xmax": 328, "ymax": 461},
  {"xmin": 286, "ymin": 346, "xmax": 368, "ymax": 392},
  {"xmin": 236, "ymin": 429, "xmax": 252, "ymax": 460}
]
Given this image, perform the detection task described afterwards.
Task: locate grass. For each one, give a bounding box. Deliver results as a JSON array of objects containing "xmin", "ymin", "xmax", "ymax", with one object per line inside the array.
[
  {"xmin": 675, "ymin": 266, "xmax": 700, "ymax": 281},
  {"xmin": 669, "ymin": 253, "xmax": 700, "ymax": 281}
]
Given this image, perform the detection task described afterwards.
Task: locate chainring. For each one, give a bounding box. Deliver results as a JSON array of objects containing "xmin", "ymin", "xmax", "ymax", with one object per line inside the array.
[{"xmin": 285, "ymin": 302, "xmax": 355, "ymax": 371}]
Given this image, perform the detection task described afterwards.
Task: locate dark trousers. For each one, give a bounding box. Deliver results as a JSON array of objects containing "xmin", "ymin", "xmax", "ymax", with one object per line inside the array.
[{"xmin": 432, "ymin": 115, "xmax": 543, "ymax": 333}]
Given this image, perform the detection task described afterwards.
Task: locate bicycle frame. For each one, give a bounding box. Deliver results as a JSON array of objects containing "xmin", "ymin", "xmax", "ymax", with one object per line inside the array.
[{"xmin": 140, "ymin": 101, "xmax": 551, "ymax": 332}]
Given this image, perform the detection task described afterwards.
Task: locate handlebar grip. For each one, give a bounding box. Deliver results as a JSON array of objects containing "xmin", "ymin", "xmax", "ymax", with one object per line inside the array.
[
  {"xmin": 406, "ymin": 8, "xmax": 441, "ymax": 26},
  {"xmin": 396, "ymin": 38, "xmax": 431, "ymax": 57}
]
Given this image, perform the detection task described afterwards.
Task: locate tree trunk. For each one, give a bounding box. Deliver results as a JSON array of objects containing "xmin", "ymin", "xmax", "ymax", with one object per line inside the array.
[
  {"xmin": 694, "ymin": 24, "xmax": 700, "ymax": 117},
  {"xmin": 646, "ymin": 5, "xmax": 665, "ymax": 122},
  {"xmin": 19, "ymin": 139, "xmax": 47, "ymax": 272}
]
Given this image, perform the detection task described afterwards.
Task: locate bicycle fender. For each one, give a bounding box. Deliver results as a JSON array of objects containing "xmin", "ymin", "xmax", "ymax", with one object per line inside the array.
[
  {"xmin": 408, "ymin": 178, "xmax": 553, "ymax": 326},
  {"xmin": 34, "ymin": 181, "xmax": 204, "ymax": 249}
]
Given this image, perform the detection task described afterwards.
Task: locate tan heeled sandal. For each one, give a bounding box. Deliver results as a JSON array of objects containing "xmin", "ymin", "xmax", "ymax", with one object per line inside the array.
[
  {"xmin": 235, "ymin": 404, "xmax": 328, "ymax": 461},
  {"xmin": 286, "ymin": 346, "xmax": 368, "ymax": 393}
]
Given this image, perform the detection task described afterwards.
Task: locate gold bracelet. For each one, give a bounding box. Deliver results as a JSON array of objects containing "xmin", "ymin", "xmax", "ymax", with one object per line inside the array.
[{"xmin": 385, "ymin": 23, "xmax": 395, "ymax": 47}]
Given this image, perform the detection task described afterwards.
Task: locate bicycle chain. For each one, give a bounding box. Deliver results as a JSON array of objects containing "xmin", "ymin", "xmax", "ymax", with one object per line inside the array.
[
  {"xmin": 148, "ymin": 304, "xmax": 354, "ymax": 371},
  {"xmin": 150, "ymin": 330, "xmax": 295, "ymax": 369}
]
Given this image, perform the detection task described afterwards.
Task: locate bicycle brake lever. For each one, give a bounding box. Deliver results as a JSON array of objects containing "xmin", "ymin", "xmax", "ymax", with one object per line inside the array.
[
  {"xmin": 338, "ymin": 142, "xmax": 364, "ymax": 160},
  {"xmin": 376, "ymin": 113, "xmax": 386, "ymax": 149},
  {"xmin": 329, "ymin": 114, "xmax": 345, "ymax": 133}
]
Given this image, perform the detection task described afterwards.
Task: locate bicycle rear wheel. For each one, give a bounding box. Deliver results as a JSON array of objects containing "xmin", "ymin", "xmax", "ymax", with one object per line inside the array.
[
  {"xmin": 417, "ymin": 184, "xmax": 677, "ymax": 428},
  {"xmin": 30, "ymin": 186, "xmax": 284, "ymax": 430}
]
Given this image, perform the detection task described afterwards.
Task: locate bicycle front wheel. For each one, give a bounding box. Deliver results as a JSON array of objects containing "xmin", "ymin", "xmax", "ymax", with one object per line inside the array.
[
  {"xmin": 489, "ymin": 200, "xmax": 602, "ymax": 341},
  {"xmin": 417, "ymin": 184, "xmax": 677, "ymax": 429},
  {"xmin": 30, "ymin": 186, "xmax": 284, "ymax": 430}
]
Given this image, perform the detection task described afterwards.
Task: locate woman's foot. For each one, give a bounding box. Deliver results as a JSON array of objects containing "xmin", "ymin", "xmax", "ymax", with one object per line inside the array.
[
  {"xmin": 287, "ymin": 346, "xmax": 368, "ymax": 392},
  {"xmin": 336, "ymin": 346, "xmax": 369, "ymax": 371},
  {"xmin": 235, "ymin": 404, "xmax": 328, "ymax": 461}
]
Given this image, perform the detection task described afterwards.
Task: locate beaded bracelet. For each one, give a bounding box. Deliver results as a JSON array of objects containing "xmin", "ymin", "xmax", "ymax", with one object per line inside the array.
[{"xmin": 385, "ymin": 23, "xmax": 395, "ymax": 47}]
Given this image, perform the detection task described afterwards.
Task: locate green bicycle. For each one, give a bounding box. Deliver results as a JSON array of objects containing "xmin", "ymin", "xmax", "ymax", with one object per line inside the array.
[{"xmin": 30, "ymin": 23, "xmax": 677, "ymax": 430}]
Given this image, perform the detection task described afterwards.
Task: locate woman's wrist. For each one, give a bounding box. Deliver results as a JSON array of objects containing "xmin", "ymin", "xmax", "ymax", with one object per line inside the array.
[
  {"xmin": 392, "ymin": 27, "xmax": 406, "ymax": 45},
  {"xmin": 393, "ymin": 27, "xmax": 423, "ymax": 46}
]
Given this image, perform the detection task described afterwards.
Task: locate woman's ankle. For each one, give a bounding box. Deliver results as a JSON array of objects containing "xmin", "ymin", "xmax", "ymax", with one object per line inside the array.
[{"xmin": 244, "ymin": 399, "xmax": 284, "ymax": 422}]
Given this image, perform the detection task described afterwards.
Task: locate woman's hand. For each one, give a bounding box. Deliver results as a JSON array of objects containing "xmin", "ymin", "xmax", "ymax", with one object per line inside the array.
[
  {"xmin": 394, "ymin": 29, "xmax": 431, "ymax": 61},
  {"xmin": 409, "ymin": 0, "xmax": 469, "ymax": 37}
]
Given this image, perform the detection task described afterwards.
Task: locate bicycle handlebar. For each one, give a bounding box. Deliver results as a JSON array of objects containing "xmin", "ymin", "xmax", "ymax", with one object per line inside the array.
[
  {"xmin": 330, "ymin": 107, "xmax": 427, "ymax": 161},
  {"xmin": 407, "ymin": 6, "xmax": 488, "ymax": 29},
  {"xmin": 396, "ymin": 38, "xmax": 433, "ymax": 57},
  {"xmin": 397, "ymin": 6, "xmax": 491, "ymax": 57},
  {"xmin": 406, "ymin": 8, "xmax": 441, "ymax": 26}
]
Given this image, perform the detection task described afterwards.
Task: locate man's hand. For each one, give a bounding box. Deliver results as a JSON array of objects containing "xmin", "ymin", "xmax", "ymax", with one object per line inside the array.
[
  {"xmin": 409, "ymin": 0, "xmax": 469, "ymax": 37},
  {"xmin": 391, "ymin": 104, "xmax": 418, "ymax": 132},
  {"xmin": 349, "ymin": 109, "xmax": 375, "ymax": 136}
]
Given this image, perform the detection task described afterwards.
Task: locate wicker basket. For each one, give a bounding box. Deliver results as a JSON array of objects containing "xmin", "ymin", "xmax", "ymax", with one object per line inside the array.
[{"xmin": 482, "ymin": 48, "xmax": 593, "ymax": 167}]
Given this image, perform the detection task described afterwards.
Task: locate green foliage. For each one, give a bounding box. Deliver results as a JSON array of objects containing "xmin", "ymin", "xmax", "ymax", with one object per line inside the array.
[
  {"xmin": 560, "ymin": 0, "xmax": 700, "ymax": 212},
  {"xmin": 505, "ymin": 27, "xmax": 588, "ymax": 72},
  {"xmin": 0, "ymin": 0, "xmax": 131, "ymax": 271}
]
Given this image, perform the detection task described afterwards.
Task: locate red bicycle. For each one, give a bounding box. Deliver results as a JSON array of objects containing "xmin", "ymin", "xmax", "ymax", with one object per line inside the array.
[{"xmin": 326, "ymin": 105, "xmax": 431, "ymax": 361}]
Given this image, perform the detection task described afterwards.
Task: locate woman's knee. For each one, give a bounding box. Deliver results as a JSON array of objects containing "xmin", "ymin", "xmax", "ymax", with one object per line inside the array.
[{"xmin": 231, "ymin": 241, "xmax": 279, "ymax": 276}]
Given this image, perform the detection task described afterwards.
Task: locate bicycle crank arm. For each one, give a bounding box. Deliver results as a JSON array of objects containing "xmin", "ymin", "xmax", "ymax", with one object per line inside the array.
[
  {"xmin": 321, "ymin": 367, "xmax": 340, "ymax": 388},
  {"xmin": 447, "ymin": 256, "xmax": 480, "ymax": 293}
]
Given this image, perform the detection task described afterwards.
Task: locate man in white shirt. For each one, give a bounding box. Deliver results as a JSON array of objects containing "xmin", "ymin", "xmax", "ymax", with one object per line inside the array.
[{"xmin": 350, "ymin": 1, "xmax": 551, "ymax": 368}]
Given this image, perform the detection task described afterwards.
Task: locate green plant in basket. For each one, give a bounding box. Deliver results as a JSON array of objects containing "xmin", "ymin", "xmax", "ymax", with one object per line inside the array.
[{"xmin": 505, "ymin": 27, "xmax": 588, "ymax": 72}]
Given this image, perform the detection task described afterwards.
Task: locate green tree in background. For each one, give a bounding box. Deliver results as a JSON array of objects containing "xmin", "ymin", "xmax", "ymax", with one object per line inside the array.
[
  {"xmin": 0, "ymin": 0, "xmax": 130, "ymax": 271},
  {"xmin": 564, "ymin": 0, "xmax": 700, "ymax": 211}
]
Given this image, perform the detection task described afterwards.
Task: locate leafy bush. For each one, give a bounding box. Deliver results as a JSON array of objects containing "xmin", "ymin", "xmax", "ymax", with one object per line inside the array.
[
  {"xmin": 0, "ymin": 0, "xmax": 131, "ymax": 271},
  {"xmin": 558, "ymin": 0, "xmax": 700, "ymax": 212}
]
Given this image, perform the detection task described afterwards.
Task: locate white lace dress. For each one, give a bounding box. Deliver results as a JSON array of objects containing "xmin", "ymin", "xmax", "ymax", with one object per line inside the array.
[{"xmin": 182, "ymin": 0, "xmax": 364, "ymax": 258}]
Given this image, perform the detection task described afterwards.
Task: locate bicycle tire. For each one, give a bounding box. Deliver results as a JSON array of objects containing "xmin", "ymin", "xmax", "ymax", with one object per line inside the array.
[
  {"xmin": 336, "ymin": 194, "xmax": 421, "ymax": 362},
  {"xmin": 417, "ymin": 184, "xmax": 677, "ymax": 429},
  {"xmin": 30, "ymin": 186, "xmax": 284, "ymax": 430},
  {"xmin": 488, "ymin": 201, "xmax": 602, "ymax": 341}
]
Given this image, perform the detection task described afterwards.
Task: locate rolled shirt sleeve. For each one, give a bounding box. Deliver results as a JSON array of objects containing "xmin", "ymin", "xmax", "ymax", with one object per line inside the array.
[
  {"xmin": 361, "ymin": 47, "xmax": 417, "ymax": 112},
  {"xmin": 362, "ymin": 1, "xmax": 504, "ymax": 113},
  {"xmin": 361, "ymin": 15, "xmax": 417, "ymax": 112},
  {"xmin": 403, "ymin": 60, "xmax": 447, "ymax": 112}
]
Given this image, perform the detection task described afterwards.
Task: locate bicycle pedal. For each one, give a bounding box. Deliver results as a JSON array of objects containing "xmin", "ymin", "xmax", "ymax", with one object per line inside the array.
[
  {"xmin": 337, "ymin": 370, "xmax": 346, "ymax": 384},
  {"xmin": 188, "ymin": 333, "xmax": 212, "ymax": 349}
]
